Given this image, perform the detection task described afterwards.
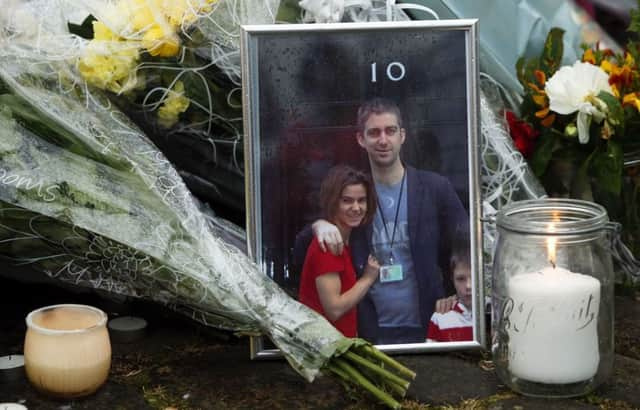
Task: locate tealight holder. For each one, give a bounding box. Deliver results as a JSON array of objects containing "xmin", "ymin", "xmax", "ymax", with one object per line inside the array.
[
  {"xmin": 24, "ymin": 304, "xmax": 111, "ymax": 398},
  {"xmin": 491, "ymin": 199, "xmax": 614, "ymax": 398}
]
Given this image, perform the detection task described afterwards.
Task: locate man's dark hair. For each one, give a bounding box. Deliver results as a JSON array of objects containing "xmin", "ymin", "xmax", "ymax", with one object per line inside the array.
[
  {"xmin": 356, "ymin": 97, "xmax": 403, "ymax": 133},
  {"xmin": 319, "ymin": 165, "xmax": 377, "ymax": 227}
]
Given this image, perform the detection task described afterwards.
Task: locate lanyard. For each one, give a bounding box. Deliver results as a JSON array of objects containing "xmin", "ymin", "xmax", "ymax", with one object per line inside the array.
[{"xmin": 376, "ymin": 168, "xmax": 406, "ymax": 251}]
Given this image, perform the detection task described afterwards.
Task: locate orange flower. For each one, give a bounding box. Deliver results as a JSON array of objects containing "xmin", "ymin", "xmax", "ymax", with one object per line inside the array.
[
  {"xmin": 602, "ymin": 52, "xmax": 636, "ymax": 93},
  {"xmin": 583, "ymin": 48, "xmax": 596, "ymax": 64},
  {"xmin": 535, "ymin": 106, "xmax": 550, "ymax": 118},
  {"xmin": 534, "ymin": 70, "xmax": 546, "ymax": 86},
  {"xmin": 532, "ymin": 94, "xmax": 547, "ymax": 106},
  {"xmin": 526, "ymin": 69, "xmax": 554, "ymax": 126},
  {"xmin": 540, "ymin": 113, "xmax": 556, "ymax": 127}
]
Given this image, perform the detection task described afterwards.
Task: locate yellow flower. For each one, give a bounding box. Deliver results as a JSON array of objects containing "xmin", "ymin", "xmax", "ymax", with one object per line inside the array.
[
  {"xmin": 166, "ymin": 0, "xmax": 218, "ymax": 27},
  {"xmin": 128, "ymin": 0, "xmax": 157, "ymax": 31},
  {"xmin": 610, "ymin": 83, "xmax": 620, "ymax": 99},
  {"xmin": 625, "ymin": 51, "xmax": 635, "ymax": 66},
  {"xmin": 78, "ymin": 42, "xmax": 141, "ymax": 94},
  {"xmin": 142, "ymin": 26, "xmax": 181, "ymax": 57},
  {"xmin": 583, "ymin": 48, "xmax": 596, "ymax": 64},
  {"xmin": 623, "ymin": 92, "xmax": 640, "ymax": 112},
  {"xmin": 157, "ymin": 81, "xmax": 190, "ymax": 128},
  {"xmin": 92, "ymin": 21, "xmax": 120, "ymax": 41},
  {"xmin": 600, "ymin": 59, "xmax": 614, "ymax": 74}
]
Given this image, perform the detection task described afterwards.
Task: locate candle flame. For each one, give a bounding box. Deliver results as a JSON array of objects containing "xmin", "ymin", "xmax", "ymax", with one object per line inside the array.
[{"xmin": 547, "ymin": 223, "xmax": 557, "ymax": 268}]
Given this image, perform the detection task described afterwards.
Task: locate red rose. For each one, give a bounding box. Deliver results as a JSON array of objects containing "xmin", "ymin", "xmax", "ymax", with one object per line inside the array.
[{"xmin": 505, "ymin": 110, "xmax": 540, "ymax": 158}]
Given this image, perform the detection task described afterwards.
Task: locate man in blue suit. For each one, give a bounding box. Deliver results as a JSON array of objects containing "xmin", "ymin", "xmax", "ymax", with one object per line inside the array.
[{"xmin": 298, "ymin": 98, "xmax": 469, "ymax": 344}]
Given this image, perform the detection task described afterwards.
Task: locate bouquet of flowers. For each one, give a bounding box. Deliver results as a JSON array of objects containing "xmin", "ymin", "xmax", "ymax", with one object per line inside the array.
[
  {"xmin": 61, "ymin": 0, "xmax": 286, "ymax": 223},
  {"xmin": 510, "ymin": 19, "xmax": 640, "ymax": 261},
  {"xmin": 0, "ymin": 1, "xmax": 416, "ymax": 408}
]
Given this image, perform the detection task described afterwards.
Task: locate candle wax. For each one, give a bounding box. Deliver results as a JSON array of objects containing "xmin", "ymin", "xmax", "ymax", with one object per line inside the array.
[
  {"xmin": 0, "ymin": 404, "xmax": 28, "ymax": 410},
  {"xmin": 506, "ymin": 266, "xmax": 601, "ymax": 384},
  {"xmin": 0, "ymin": 355, "xmax": 24, "ymax": 369}
]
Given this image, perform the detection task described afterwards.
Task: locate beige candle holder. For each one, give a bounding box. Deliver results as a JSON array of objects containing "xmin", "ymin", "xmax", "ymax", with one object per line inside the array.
[{"xmin": 24, "ymin": 304, "xmax": 111, "ymax": 399}]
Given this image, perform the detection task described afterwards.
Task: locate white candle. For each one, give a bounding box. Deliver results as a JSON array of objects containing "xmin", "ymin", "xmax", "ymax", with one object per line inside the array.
[
  {"xmin": 505, "ymin": 266, "xmax": 601, "ymax": 383},
  {"xmin": 0, "ymin": 355, "xmax": 24, "ymax": 382},
  {"xmin": 0, "ymin": 404, "xmax": 28, "ymax": 410}
]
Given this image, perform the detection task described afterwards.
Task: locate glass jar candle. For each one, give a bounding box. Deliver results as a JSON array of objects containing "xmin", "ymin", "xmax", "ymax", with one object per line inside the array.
[
  {"xmin": 491, "ymin": 199, "xmax": 614, "ymax": 398},
  {"xmin": 24, "ymin": 304, "xmax": 111, "ymax": 398}
]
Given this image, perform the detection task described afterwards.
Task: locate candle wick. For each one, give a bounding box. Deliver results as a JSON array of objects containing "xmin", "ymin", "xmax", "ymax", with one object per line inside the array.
[{"xmin": 550, "ymin": 259, "xmax": 556, "ymax": 269}]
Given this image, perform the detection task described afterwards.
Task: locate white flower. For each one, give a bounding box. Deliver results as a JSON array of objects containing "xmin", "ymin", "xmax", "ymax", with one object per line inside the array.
[
  {"xmin": 545, "ymin": 61, "xmax": 613, "ymax": 144},
  {"xmin": 299, "ymin": 0, "xmax": 345, "ymax": 23}
]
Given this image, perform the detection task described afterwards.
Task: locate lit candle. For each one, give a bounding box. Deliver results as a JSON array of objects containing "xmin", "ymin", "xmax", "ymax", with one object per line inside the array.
[{"xmin": 504, "ymin": 228, "xmax": 601, "ymax": 384}]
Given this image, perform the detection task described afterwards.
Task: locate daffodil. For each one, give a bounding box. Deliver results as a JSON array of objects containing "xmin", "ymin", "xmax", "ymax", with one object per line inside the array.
[
  {"xmin": 92, "ymin": 21, "xmax": 120, "ymax": 41},
  {"xmin": 142, "ymin": 26, "xmax": 181, "ymax": 57},
  {"xmin": 157, "ymin": 81, "xmax": 190, "ymax": 128},
  {"xmin": 545, "ymin": 61, "xmax": 613, "ymax": 144},
  {"xmin": 127, "ymin": 0, "xmax": 157, "ymax": 32},
  {"xmin": 78, "ymin": 42, "xmax": 142, "ymax": 94}
]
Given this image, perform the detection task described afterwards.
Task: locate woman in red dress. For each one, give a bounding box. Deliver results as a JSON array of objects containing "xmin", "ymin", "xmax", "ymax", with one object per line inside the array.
[{"xmin": 298, "ymin": 165, "xmax": 380, "ymax": 337}]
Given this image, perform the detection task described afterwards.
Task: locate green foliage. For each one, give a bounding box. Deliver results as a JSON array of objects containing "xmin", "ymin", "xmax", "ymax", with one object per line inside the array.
[
  {"xmin": 539, "ymin": 27, "xmax": 565, "ymax": 74},
  {"xmin": 592, "ymin": 140, "xmax": 624, "ymax": 195},
  {"xmin": 276, "ymin": 0, "xmax": 303, "ymax": 23},
  {"xmin": 67, "ymin": 15, "xmax": 96, "ymax": 39},
  {"xmin": 628, "ymin": 2, "xmax": 640, "ymax": 35},
  {"xmin": 530, "ymin": 130, "xmax": 556, "ymax": 177},
  {"xmin": 599, "ymin": 91, "xmax": 624, "ymax": 133}
]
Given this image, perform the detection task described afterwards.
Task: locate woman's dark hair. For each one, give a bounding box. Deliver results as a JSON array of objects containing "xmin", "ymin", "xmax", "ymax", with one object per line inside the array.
[{"xmin": 319, "ymin": 165, "xmax": 377, "ymax": 227}]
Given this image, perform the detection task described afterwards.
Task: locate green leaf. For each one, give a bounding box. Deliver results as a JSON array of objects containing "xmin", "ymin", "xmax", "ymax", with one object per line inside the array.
[
  {"xmin": 629, "ymin": 4, "xmax": 640, "ymax": 34},
  {"xmin": 515, "ymin": 56, "xmax": 526, "ymax": 87},
  {"xmin": 598, "ymin": 90, "xmax": 624, "ymax": 130},
  {"xmin": 530, "ymin": 130, "xmax": 556, "ymax": 177},
  {"xmin": 67, "ymin": 15, "xmax": 96, "ymax": 39},
  {"xmin": 570, "ymin": 154, "xmax": 594, "ymax": 200},
  {"xmin": 276, "ymin": 0, "xmax": 303, "ymax": 23},
  {"xmin": 539, "ymin": 28, "xmax": 565, "ymax": 75},
  {"xmin": 592, "ymin": 140, "xmax": 624, "ymax": 195}
]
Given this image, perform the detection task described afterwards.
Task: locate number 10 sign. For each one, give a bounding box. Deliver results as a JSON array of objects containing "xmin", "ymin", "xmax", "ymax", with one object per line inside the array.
[{"xmin": 241, "ymin": 20, "xmax": 482, "ymax": 357}]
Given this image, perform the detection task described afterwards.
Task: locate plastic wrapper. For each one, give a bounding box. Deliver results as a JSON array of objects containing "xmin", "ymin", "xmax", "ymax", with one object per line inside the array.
[
  {"xmin": 0, "ymin": 4, "xmax": 418, "ymax": 405},
  {"xmin": 0, "ymin": 52, "xmax": 350, "ymax": 380}
]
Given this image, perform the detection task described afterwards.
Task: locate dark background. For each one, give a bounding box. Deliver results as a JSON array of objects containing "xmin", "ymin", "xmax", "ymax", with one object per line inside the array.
[{"xmin": 252, "ymin": 25, "xmax": 472, "ymax": 295}]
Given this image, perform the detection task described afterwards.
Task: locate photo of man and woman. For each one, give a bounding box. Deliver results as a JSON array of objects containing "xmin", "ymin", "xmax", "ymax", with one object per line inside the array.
[
  {"xmin": 295, "ymin": 98, "xmax": 469, "ymax": 345},
  {"xmin": 244, "ymin": 22, "xmax": 481, "ymax": 353}
]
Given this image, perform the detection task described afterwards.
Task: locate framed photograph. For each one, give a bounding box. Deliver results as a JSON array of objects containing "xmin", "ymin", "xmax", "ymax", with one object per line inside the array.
[{"xmin": 242, "ymin": 20, "xmax": 483, "ymax": 358}]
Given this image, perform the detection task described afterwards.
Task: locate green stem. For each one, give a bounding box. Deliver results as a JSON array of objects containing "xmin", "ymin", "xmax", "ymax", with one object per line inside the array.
[
  {"xmin": 343, "ymin": 351, "xmax": 410, "ymax": 390},
  {"xmin": 359, "ymin": 345, "xmax": 417, "ymax": 380},
  {"xmin": 324, "ymin": 363, "xmax": 353, "ymax": 391},
  {"xmin": 331, "ymin": 357, "xmax": 401, "ymax": 410},
  {"xmin": 353, "ymin": 364, "xmax": 406, "ymax": 399},
  {"xmin": 383, "ymin": 377, "xmax": 408, "ymax": 398}
]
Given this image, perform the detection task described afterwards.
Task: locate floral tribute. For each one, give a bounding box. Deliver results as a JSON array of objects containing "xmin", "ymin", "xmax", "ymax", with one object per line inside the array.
[
  {"xmin": 0, "ymin": 1, "xmax": 416, "ymax": 408},
  {"xmin": 77, "ymin": 0, "xmax": 222, "ymax": 127},
  {"xmin": 510, "ymin": 21, "xmax": 640, "ymax": 258}
]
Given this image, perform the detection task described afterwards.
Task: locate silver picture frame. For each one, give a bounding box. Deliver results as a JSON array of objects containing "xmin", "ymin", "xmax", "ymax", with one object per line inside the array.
[{"xmin": 241, "ymin": 19, "xmax": 484, "ymax": 358}]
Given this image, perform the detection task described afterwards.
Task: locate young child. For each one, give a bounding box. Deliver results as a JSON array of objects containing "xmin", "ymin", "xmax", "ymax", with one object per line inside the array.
[{"xmin": 426, "ymin": 233, "xmax": 473, "ymax": 342}]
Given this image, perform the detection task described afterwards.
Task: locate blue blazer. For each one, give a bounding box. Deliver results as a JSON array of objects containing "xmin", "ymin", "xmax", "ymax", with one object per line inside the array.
[{"xmin": 350, "ymin": 166, "xmax": 468, "ymax": 343}]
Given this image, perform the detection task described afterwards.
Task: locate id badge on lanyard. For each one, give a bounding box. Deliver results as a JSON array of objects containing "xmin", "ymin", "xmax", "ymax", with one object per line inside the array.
[
  {"xmin": 380, "ymin": 262, "xmax": 404, "ymax": 283},
  {"xmin": 375, "ymin": 170, "xmax": 406, "ymax": 284}
]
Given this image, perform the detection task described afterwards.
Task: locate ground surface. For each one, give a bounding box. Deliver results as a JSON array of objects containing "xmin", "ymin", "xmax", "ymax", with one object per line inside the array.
[{"xmin": 1, "ymin": 278, "xmax": 639, "ymax": 410}]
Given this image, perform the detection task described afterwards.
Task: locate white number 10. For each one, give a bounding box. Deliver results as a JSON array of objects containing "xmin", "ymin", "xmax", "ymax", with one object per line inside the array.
[{"xmin": 370, "ymin": 62, "xmax": 406, "ymax": 82}]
